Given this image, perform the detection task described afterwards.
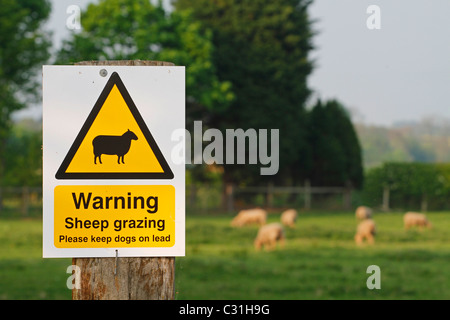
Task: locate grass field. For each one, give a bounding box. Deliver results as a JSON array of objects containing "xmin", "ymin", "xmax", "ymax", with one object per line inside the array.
[{"xmin": 1, "ymin": 211, "xmax": 450, "ymax": 299}]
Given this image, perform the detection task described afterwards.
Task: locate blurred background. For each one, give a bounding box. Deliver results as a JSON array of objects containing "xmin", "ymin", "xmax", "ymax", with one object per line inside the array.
[{"xmin": 1, "ymin": 0, "xmax": 449, "ymax": 300}]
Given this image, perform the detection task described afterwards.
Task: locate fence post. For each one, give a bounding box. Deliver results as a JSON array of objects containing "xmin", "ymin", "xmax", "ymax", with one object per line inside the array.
[
  {"xmin": 225, "ymin": 182, "xmax": 234, "ymax": 212},
  {"xmin": 343, "ymin": 187, "xmax": 352, "ymax": 210},
  {"xmin": 21, "ymin": 186, "xmax": 30, "ymax": 216},
  {"xmin": 421, "ymin": 195, "xmax": 428, "ymax": 212},
  {"xmin": 189, "ymin": 183, "xmax": 197, "ymax": 210},
  {"xmin": 266, "ymin": 182, "xmax": 274, "ymax": 208},
  {"xmin": 71, "ymin": 60, "xmax": 175, "ymax": 300},
  {"xmin": 304, "ymin": 180, "xmax": 311, "ymax": 210},
  {"xmin": 382, "ymin": 185, "xmax": 390, "ymax": 211}
]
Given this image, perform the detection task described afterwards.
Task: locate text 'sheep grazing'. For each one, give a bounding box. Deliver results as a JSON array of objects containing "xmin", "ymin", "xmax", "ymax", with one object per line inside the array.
[{"xmin": 65, "ymin": 192, "xmax": 164, "ymax": 232}]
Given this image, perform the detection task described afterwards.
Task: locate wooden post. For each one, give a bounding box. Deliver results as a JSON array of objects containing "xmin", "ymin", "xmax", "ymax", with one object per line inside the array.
[
  {"xmin": 189, "ymin": 183, "xmax": 197, "ymax": 210},
  {"xmin": 421, "ymin": 195, "xmax": 428, "ymax": 213},
  {"xmin": 343, "ymin": 188, "xmax": 352, "ymax": 210},
  {"xmin": 21, "ymin": 186, "xmax": 30, "ymax": 216},
  {"xmin": 72, "ymin": 257, "xmax": 175, "ymax": 300},
  {"xmin": 72, "ymin": 60, "xmax": 175, "ymax": 300},
  {"xmin": 382, "ymin": 185, "xmax": 390, "ymax": 212},
  {"xmin": 226, "ymin": 182, "xmax": 234, "ymax": 212},
  {"xmin": 304, "ymin": 180, "xmax": 311, "ymax": 210}
]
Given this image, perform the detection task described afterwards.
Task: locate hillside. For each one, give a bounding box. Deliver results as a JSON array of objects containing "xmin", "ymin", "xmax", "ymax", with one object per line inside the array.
[{"xmin": 355, "ymin": 117, "xmax": 450, "ymax": 169}]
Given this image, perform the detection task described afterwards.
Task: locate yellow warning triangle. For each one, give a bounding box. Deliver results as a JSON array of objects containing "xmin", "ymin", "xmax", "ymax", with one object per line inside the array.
[{"xmin": 56, "ymin": 72, "xmax": 173, "ymax": 180}]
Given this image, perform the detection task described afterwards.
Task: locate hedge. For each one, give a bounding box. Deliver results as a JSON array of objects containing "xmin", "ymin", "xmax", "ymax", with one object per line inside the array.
[{"xmin": 362, "ymin": 162, "xmax": 450, "ymax": 211}]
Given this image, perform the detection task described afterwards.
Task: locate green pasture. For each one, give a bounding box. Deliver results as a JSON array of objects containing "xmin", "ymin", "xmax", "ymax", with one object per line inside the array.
[{"xmin": 1, "ymin": 211, "xmax": 450, "ymax": 300}]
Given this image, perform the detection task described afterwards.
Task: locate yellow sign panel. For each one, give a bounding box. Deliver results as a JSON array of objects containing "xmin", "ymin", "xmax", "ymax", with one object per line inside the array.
[
  {"xmin": 56, "ymin": 72, "xmax": 173, "ymax": 180},
  {"xmin": 54, "ymin": 185, "xmax": 175, "ymax": 248}
]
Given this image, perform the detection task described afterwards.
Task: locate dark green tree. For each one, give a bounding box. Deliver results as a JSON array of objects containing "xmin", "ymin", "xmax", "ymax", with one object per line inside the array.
[
  {"xmin": 308, "ymin": 99, "xmax": 363, "ymax": 188},
  {"xmin": 175, "ymin": 0, "xmax": 315, "ymax": 185},
  {"xmin": 0, "ymin": 0, "xmax": 51, "ymax": 183}
]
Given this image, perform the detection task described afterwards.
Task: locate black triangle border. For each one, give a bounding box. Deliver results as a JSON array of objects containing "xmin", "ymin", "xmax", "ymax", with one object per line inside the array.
[{"xmin": 55, "ymin": 71, "xmax": 174, "ymax": 180}]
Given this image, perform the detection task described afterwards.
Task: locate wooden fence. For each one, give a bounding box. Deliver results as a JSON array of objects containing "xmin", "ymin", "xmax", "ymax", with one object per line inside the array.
[
  {"xmin": 0, "ymin": 186, "xmax": 43, "ymax": 217},
  {"xmin": 1, "ymin": 183, "xmax": 355, "ymax": 217},
  {"xmin": 187, "ymin": 181, "xmax": 354, "ymax": 212}
]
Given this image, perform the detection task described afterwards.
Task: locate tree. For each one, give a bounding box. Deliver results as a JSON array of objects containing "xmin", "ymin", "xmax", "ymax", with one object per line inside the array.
[
  {"xmin": 56, "ymin": 0, "xmax": 233, "ymax": 122},
  {"xmin": 3, "ymin": 119, "xmax": 42, "ymax": 187},
  {"xmin": 175, "ymin": 0, "xmax": 315, "ymax": 186},
  {"xmin": 0, "ymin": 0, "xmax": 51, "ymax": 183},
  {"xmin": 308, "ymin": 99, "xmax": 363, "ymax": 188}
]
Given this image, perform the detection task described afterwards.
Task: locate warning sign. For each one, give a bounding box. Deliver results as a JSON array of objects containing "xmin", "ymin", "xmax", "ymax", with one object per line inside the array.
[
  {"xmin": 56, "ymin": 72, "xmax": 173, "ymax": 180},
  {"xmin": 54, "ymin": 185, "xmax": 175, "ymax": 248},
  {"xmin": 42, "ymin": 65, "xmax": 185, "ymax": 258}
]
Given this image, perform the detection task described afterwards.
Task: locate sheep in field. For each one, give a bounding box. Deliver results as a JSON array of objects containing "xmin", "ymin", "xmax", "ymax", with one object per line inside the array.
[
  {"xmin": 404, "ymin": 212, "xmax": 432, "ymax": 230},
  {"xmin": 254, "ymin": 223, "xmax": 285, "ymax": 251},
  {"xmin": 355, "ymin": 219, "xmax": 376, "ymax": 245},
  {"xmin": 280, "ymin": 209, "xmax": 297, "ymax": 228},
  {"xmin": 93, "ymin": 129, "xmax": 138, "ymax": 164},
  {"xmin": 355, "ymin": 206, "xmax": 373, "ymax": 220},
  {"xmin": 230, "ymin": 208, "xmax": 267, "ymax": 227}
]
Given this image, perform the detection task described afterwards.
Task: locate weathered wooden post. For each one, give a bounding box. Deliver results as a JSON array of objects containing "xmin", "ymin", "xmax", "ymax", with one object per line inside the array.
[
  {"xmin": 304, "ymin": 179, "xmax": 311, "ymax": 210},
  {"xmin": 72, "ymin": 256, "xmax": 175, "ymax": 299},
  {"xmin": 421, "ymin": 195, "xmax": 428, "ymax": 213},
  {"xmin": 225, "ymin": 182, "xmax": 234, "ymax": 212},
  {"xmin": 21, "ymin": 186, "xmax": 30, "ymax": 216},
  {"xmin": 343, "ymin": 188, "xmax": 352, "ymax": 210},
  {"xmin": 70, "ymin": 60, "xmax": 176, "ymax": 300},
  {"xmin": 382, "ymin": 185, "xmax": 390, "ymax": 211}
]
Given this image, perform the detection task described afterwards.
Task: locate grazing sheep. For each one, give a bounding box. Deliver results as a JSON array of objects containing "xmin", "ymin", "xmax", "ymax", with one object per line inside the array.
[
  {"xmin": 281, "ymin": 209, "xmax": 297, "ymax": 228},
  {"xmin": 355, "ymin": 219, "xmax": 376, "ymax": 245},
  {"xmin": 404, "ymin": 212, "xmax": 432, "ymax": 230},
  {"xmin": 231, "ymin": 208, "xmax": 267, "ymax": 227},
  {"xmin": 254, "ymin": 223, "xmax": 285, "ymax": 251},
  {"xmin": 355, "ymin": 206, "xmax": 373, "ymax": 220},
  {"xmin": 93, "ymin": 129, "xmax": 138, "ymax": 164}
]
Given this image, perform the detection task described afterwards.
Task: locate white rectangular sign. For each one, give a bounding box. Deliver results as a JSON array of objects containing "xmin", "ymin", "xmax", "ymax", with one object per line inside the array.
[{"xmin": 43, "ymin": 65, "xmax": 185, "ymax": 258}]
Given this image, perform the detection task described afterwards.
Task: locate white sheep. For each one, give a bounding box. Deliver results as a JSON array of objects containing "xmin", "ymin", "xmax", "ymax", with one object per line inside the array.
[
  {"xmin": 230, "ymin": 208, "xmax": 267, "ymax": 227},
  {"xmin": 404, "ymin": 212, "xmax": 432, "ymax": 230},
  {"xmin": 280, "ymin": 209, "xmax": 297, "ymax": 228},
  {"xmin": 254, "ymin": 223, "xmax": 285, "ymax": 251},
  {"xmin": 355, "ymin": 219, "xmax": 376, "ymax": 245},
  {"xmin": 355, "ymin": 206, "xmax": 373, "ymax": 220}
]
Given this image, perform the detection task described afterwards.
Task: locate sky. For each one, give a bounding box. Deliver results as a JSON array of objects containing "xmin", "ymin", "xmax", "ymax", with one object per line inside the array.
[
  {"xmin": 15, "ymin": 0, "xmax": 450, "ymax": 127},
  {"xmin": 307, "ymin": 0, "xmax": 450, "ymax": 127}
]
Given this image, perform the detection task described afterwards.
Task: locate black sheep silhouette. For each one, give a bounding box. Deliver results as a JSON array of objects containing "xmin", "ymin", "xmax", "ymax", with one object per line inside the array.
[{"xmin": 93, "ymin": 129, "xmax": 138, "ymax": 164}]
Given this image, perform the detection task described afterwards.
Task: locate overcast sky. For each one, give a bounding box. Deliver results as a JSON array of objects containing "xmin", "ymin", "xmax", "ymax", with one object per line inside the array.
[
  {"xmin": 307, "ymin": 0, "xmax": 450, "ymax": 127},
  {"xmin": 18, "ymin": 0, "xmax": 450, "ymax": 127}
]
